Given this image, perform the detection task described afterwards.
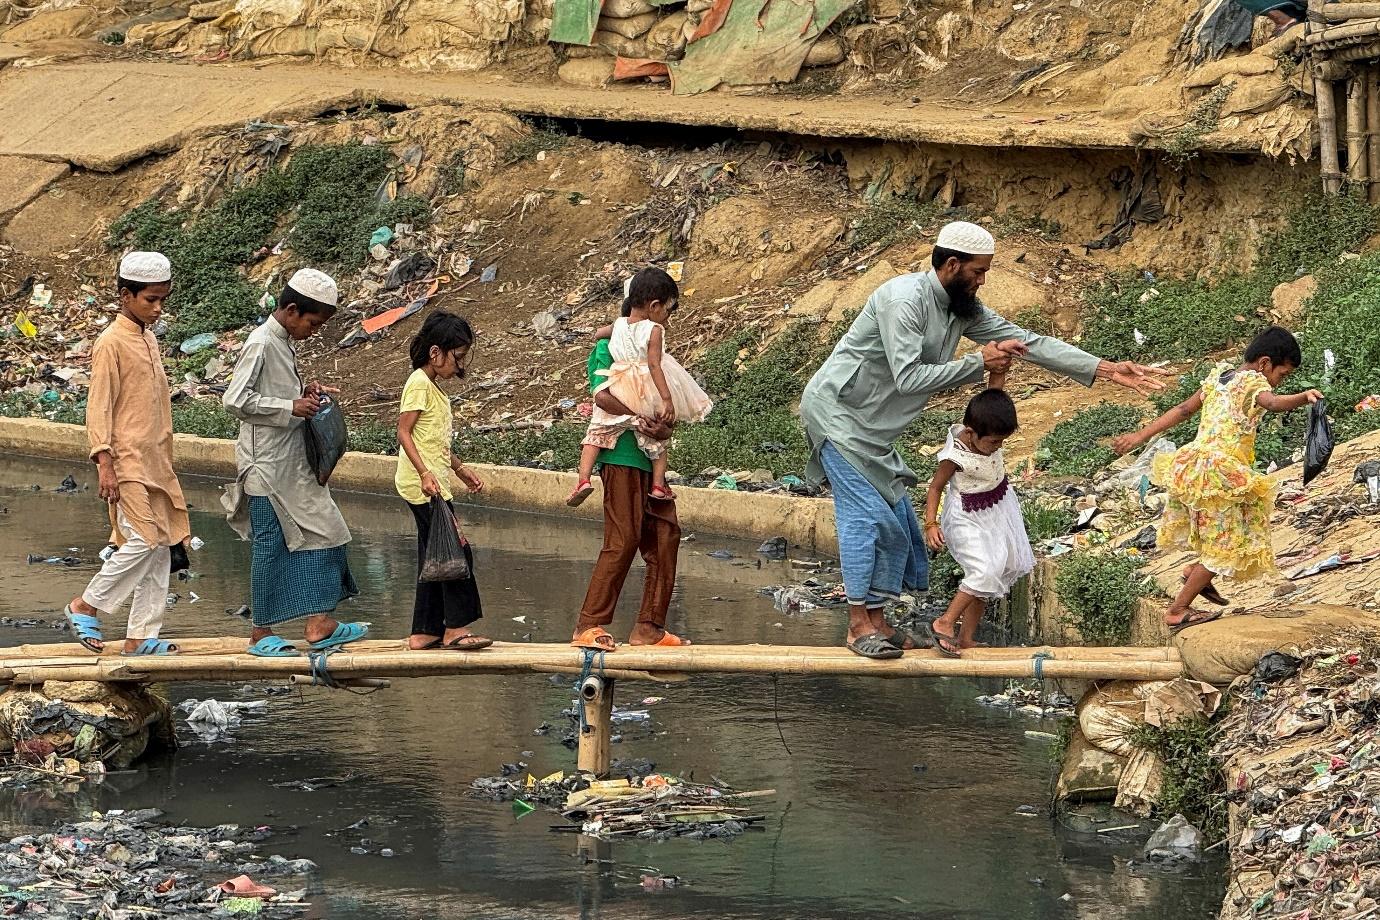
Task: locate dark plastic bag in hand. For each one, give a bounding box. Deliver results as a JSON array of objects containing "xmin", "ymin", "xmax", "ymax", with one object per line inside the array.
[
  {"xmin": 419, "ymin": 496, "xmax": 471, "ymax": 583},
  {"xmin": 303, "ymin": 395, "xmax": 348, "ymax": 486},
  {"xmin": 169, "ymin": 542, "xmax": 189, "ymax": 574},
  {"xmin": 1302, "ymin": 397, "xmax": 1333, "ymax": 486}
]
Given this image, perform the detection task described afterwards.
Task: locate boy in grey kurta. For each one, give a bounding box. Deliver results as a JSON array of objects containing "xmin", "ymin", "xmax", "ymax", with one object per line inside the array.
[
  {"xmin": 222, "ymin": 268, "xmax": 368, "ymax": 658},
  {"xmin": 800, "ymin": 221, "xmax": 1169, "ymax": 659}
]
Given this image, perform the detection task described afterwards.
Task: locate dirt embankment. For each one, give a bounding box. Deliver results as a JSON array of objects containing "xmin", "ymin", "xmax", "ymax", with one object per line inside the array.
[{"xmin": 0, "ymin": 98, "xmax": 1321, "ymax": 467}]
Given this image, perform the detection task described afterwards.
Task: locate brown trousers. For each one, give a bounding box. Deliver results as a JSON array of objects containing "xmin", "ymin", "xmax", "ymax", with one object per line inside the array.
[{"xmin": 577, "ymin": 464, "xmax": 680, "ymax": 628}]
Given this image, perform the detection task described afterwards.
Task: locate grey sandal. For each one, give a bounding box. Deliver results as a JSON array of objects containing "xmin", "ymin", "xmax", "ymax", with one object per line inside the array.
[
  {"xmin": 887, "ymin": 622, "xmax": 933, "ymax": 651},
  {"xmin": 847, "ymin": 632, "xmax": 903, "ymax": 660}
]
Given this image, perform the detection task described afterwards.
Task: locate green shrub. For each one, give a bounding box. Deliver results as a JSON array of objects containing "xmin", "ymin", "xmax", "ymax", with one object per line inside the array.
[
  {"xmin": 1054, "ymin": 551, "xmax": 1155, "ymax": 644},
  {"xmin": 1022, "ymin": 499, "xmax": 1075, "ymax": 543},
  {"xmin": 851, "ymin": 195, "xmax": 949, "ymax": 250},
  {"xmin": 502, "ymin": 119, "xmax": 571, "ymax": 165},
  {"xmin": 1127, "ymin": 717, "xmax": 1227, "ymax": 840},
  {"xmin": 171, "ymin": 399, "xmax": 239, "ymax": 440},
  {"xmin": 349, "ymin": 418, "xmax": 399, "ymax": 456},
  {"xmin": 454, "ymin": 422, "xmax": 585, "ymax": 470},
  {"xmin": 1036, "ymin": 403, "xmax": 1142, "ymax": 477},
  {"xmin": 1079, "ymin": 274, "xmax": 1271, "ymax": 361}
]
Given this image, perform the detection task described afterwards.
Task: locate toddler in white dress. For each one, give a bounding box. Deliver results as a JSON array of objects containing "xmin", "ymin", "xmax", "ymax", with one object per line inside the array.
[{"xmin": 922, "ymin": 385, "xmax": 1033, "ymax": 657}]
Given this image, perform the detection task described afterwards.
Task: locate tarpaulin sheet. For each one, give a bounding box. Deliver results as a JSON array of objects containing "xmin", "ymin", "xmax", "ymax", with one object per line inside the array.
[
  {"xmin": 550, "ymin": 0, "xmax": 602, "ymax": 45},
  {"xmin": 613, "ymin": 57, "xmax": 671, "ymax": 79},
  {"xmin": 670, "ymin": 0, "xmax": 852, "ymax": 95}
]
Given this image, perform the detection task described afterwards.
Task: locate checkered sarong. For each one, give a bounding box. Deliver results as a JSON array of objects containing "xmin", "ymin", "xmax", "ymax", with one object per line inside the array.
[{"xmin": 248, "ymin": 497, "xmax": 358, "ymax": 627}]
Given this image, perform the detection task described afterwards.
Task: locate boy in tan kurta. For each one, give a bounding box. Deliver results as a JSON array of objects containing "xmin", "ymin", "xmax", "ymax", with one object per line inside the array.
[{"xmin": 65, "ymin": 252, "xmax": 190, "ymax": 656}]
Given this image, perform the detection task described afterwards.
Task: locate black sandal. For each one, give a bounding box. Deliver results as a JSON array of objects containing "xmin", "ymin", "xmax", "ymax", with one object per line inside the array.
[
  {"xmin": 1183, "ymin": 577, "xmax": 1229, "ymax": 606},
  {"xmin": 1167, "ymin": 609, "xmax": 1223, "ymax": 634},
  {"xmin": 847, "ymin": 632, "xmax": 903, "ymax": 660},
  {"xmin": 931, "ymin": 626, "xmax": 962, "ymax": 658},
  {"xmin": 886, "ymin": 622, "xmax": 933, "ymax": 651}
]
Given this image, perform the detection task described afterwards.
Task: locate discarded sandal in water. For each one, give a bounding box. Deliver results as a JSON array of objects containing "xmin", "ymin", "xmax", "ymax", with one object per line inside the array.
[
  {"xmin": 217, "ymin": 875, "xmax": 277, "ymax": 899},
  {"xmin": 572, "ymin": 626, "xmax": 617, "ymax": 652},
  {"xmin": 847, "ymin": 632, "xmax": 903, "ymax": 660}
]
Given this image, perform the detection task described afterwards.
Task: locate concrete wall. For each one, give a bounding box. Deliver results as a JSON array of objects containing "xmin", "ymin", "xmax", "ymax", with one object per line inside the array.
[{"xmin": 0, "ymin": 417, "xmax": 838, "ymax": 553}]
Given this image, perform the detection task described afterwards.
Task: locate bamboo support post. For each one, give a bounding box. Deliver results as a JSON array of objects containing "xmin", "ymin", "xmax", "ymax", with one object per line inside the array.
[
  {"xmin": 1368, "ymin": 66, "xmax": 1380, "ymax": 203},
  {"xmin": 1331, "ymin": 39, "xmax": 1380, "ymax": 62},
  {"xmin": 577, "ymin": 675, "xmax": 614, "ymax": 776},
  {"xmin": 1348, "ymin": 72, "xmax": 1369, "ymax": 186},
  {"xmin": 287, "ymin": 675, "xmax": 391, "ymax": 689},
  {"xmin": 1318, "ymin": 71, "xmax": 1344, "ymax": 194}
]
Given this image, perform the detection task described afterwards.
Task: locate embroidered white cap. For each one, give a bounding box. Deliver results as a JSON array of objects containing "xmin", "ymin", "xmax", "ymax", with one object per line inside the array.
[
  {"xmin": 287, "ymin": 268, "xmax": 338, "ymax": 307},
  {"xmin": 118, "ymin": 251, "xmax": 172, "ymax": 283},
  {"xmin": 935, "ymin": 221, "xmax": 995, "ymax": 256}
]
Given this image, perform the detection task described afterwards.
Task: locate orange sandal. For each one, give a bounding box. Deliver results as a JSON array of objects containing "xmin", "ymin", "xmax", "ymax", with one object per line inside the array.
[
  {"xmin": 647, "ymin": 630, "xmax": 690, "ymax": 647},
  {"xmin": 572, "ymin": 627, "xmax": 617, "ymax": 651},
  {"xmin": 649, "ymin": 486, "xmax": 676, "ymax": 501}
]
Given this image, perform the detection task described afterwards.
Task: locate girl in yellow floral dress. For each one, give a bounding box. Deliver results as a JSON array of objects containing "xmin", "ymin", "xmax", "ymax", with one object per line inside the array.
[{"xmin": 1112, "ymin": 327, "xmax": 1321, "ymax": 632}]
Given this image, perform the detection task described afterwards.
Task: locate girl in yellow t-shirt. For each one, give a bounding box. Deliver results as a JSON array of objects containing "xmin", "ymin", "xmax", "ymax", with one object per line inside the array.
[{"xmin": 396, "ymin": 311, "xmax": 492, "ymax": 651}]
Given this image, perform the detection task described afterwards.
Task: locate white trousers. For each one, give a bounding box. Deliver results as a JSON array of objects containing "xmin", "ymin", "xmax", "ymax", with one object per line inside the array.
[{"xmin": 81, "ymin": 509, "xmax": 170, "ymax": 639}]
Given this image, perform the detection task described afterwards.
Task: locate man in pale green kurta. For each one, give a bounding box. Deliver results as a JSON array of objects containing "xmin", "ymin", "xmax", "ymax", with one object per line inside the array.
[{"xmin": 800, "ymin": 221, "xmax": 1169, "ymax": 659}]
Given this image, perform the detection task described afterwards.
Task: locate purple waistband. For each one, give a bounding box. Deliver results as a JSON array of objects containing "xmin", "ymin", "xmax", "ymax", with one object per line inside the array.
[{"xmin": 960, "ymin": 477, "xmax": 1009, "ymax": 513}]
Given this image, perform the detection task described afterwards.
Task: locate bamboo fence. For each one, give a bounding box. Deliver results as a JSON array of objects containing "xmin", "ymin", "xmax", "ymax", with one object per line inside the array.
[{"xmin": 1309, "ymin": 0, "xmax": 1380, "ymax": 200}]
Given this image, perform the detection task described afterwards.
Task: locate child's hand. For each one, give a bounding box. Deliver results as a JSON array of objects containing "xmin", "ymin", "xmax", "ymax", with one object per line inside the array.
[
  {"xmin": 457, "ymin": 465, "xmax": 485, "ymax": 493},
  {"xmin": 925, "ymin": 524, "xmax": 945, "ymax": 551},
  {"xmin": 1110, "ymin": 431, "xmax": 1147, "ymax": 456},
  {"xmin": 420, "ymin": 471, "xmax": 442, "ymax": 498},
  {"xmin": 658, "ymin": 404, "xmax": 676, "ymax": 424}
]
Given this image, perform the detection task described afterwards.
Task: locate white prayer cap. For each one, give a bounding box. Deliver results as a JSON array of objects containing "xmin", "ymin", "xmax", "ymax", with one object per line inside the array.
[
  {"xmin": 287, "ymin": 268, "xmax": 338, "ymax": 307},
  {"xmin": 935, "ymin": 221, "xmax": 995, "ymax": 256},
  {"xmin": 118, "ymin": 251, "xmax": 172, "ymax": 284}
]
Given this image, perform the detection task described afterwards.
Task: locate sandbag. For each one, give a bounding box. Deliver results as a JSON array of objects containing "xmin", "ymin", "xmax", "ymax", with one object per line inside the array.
[
  {"xmin": 1174, "ymin": 604, "xmax": 1375, "ymax": 684},
  {"xmin": 303, "ymin": 394, "xmax": 348, "ymax": 486},
  {"xmin": 419, "ymin": 497, "xmax": 471, "ymax": 582},
  {"xmin": 644, "ymin": 10, "xmax": 688, "ymax": 58},
  {"xmin": 559, "ymin": 55, "xmax": 615, "ymax": 86},
  {"xmin": 1113, "ymin": 747, "xmax": 1164, "ymax": 817},
  {"xmin": 1303, "ymin": 397, "xmax": 1333, "ymax": 486},
  {"xmin": 1077, "ymin": 680, "xmax": 1168, "ymax": 757},
  {"xmin": 592, "ymin": 29, "xmax": 646, "ymax": 57},
  {"xmin": 602, "ymin": 0, "xmax": 654, "ymax": 17},
  {"xmin": 597, "ymin": 11, "xmax": 657, "ymax": 38},
  {"xmin": 803, "ymin": 34, "xmax": 845, "ymax": 67}
]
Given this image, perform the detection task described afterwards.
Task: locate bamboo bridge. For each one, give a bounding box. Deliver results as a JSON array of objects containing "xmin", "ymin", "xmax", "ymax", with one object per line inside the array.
[{"xmin": 0, "ymin": 639, "xmax": 1184, "ymax": 774}]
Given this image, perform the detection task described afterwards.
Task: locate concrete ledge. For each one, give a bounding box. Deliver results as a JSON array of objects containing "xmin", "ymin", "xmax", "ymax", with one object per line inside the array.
[{"xmin": 0, "ymin": 416, "xmax": 837, "ymax": 552}]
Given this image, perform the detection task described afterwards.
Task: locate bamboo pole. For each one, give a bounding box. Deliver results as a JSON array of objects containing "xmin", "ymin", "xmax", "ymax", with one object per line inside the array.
[
  {"xmin": 1306, "ymin": 19, "xmax": 1380, "ymax": 43},
  {"xmin": 577, "ymin": 676, "xmax": 614, "ymax": 776},
  {"xmin": 1323, "ymin": 3, "xmax": 1380, "ymax": 20},
  {"xmin": 1348, "ymin": 72, "xmax": 1368, "ymax": 186},
  {"xmin": 0, "ymin": 642, "xmax": 1188, "ymax": 684},
  {"xmin": 1318, "ymin": 69, "xmax": 1344, "ymax": 194},
  {"xmin": 1368, "ymin": 65, "xmax": 1380, "ymax": 203},
  {"xmin": 1330, "ymin": 39, "xmax": 1380, "ymax": 62}
]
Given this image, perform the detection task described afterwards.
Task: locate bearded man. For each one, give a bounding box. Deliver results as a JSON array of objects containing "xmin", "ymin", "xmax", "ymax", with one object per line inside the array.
[{"xmin": 799, "ymin": 220, "xmax": 1169, "ymax": 659}]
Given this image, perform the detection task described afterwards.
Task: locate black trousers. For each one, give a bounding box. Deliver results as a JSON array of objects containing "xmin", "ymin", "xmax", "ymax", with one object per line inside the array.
[{"xmin": 407, "ymin": 500, "xmax": 483, "ymax": 635}]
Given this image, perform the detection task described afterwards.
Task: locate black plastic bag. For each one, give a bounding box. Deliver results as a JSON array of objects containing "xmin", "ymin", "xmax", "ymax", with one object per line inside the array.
[
  {"xmin": 1302, "ymin": 398, "xmax": 1334, "ymax": 486},
  {"xmin": 419, "ymin": 496, "xmax": 471, "ymax": 583},
  {"xmin": 169, "ymin": 542, "xmax": 189, "ymax": 574},
  {"xmin": 303, "ymin": 395, "xmax": 348, "ymax": 486}
]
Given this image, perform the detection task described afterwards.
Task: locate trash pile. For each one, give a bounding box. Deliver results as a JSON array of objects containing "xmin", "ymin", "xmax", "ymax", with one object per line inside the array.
[
  {"xmin": 178, "ymin": 698, "xmax": 270, "ymax": 744},
  {"xmin": 0, "ymin": 808, "xmax": 313, "ymax": 918},
  {"xmin": 558, "ymin": 775, "xmax": 774, "ymax": 840},
  {"xmin": 0, "ymin": 681, "xmax": 175, "ymax": 773},
  {"xmin": 1215, "ymin": 631, "xmax": 1380, "ymax": 919},
  {"xmin": 975, "ymin": 683, "xmax": 1075, "ymax": 719}
]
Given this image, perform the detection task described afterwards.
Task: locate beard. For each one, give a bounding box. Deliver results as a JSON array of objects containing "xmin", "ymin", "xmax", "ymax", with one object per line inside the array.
[{"xmin": 942, "ymin": 278, "xmax": 982, "ymax": 320}]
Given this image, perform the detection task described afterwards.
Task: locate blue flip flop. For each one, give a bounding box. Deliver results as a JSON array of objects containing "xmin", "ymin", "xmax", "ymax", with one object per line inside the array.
[
  {"xmin": 64, "ymin": 605, "xmax": 104, "ymax": 654},
  {"xmin": 248, "ymin": 635, "xmax": 301, "ymax": 658},
  {"xmin": 122, "ymin": 639, "xmax": 179, "ymax": 657},
  {"xmin": 308, "ymin": 622, "xmax": 369, "ymax": 651}
]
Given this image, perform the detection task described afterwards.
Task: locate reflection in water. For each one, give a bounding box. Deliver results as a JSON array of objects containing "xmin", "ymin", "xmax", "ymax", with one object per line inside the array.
[{"xmin": 0, "ymin": 457, "xmax": 1223, "ymax": 919}]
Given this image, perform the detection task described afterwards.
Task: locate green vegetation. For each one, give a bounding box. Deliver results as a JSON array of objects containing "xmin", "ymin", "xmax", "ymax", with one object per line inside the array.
[
  {"xmin": 454, "ymin": 423, "xmax": 585, "ymax": 471},
  {"xmin": 927, "ymin": 548, "xmax": 964, "ymax": 600},
  {"xmin": 1012, "ymin": 307, "xmax": 1054, "ymax": 338},
  {"xmin": 0, "ymin": 393, "xmax": 86, "ymax": 426},
  {"xmin": 502, "ymin": 119, "xmax": 572, "ymax": 165},
  {"xmin": 1022, "ymin": 499, "xmax": 1075, "ymax": 543},
  {"xmin": 1127, "ymin": 717, "xmax": 1227, "ymax": 840},
  {"xmin": 1163, "ymin": 83, "xmax": 1233, "ymax": 164},
  {"xmin": 851, "ymin": 195, "xmax": 949, "ymax": 251},
  {"xmin": 1294, "ymin": 252, "xmax": 1380, "ymax": 445},
  {"xmin": 170, "ymin": 399, "xmax": 239, "ymax": 441},
  {"xmin": 1054, "ymin": 551, "xmax": 1155, "ymax": 644},
  {"xmin": 108, "ymin": 143, "xmax": 429, "ymax": 341},
  {"xmin": 1036, "ymin": 403, "xmax": 1142, "ymax": 477}
]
